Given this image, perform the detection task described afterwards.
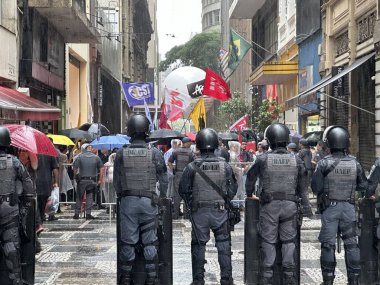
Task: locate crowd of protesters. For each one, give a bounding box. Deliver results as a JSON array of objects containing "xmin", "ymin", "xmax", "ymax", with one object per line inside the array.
[{"xmin": 10, "ymin": 130, "xmax": 328, "ymax": 254}]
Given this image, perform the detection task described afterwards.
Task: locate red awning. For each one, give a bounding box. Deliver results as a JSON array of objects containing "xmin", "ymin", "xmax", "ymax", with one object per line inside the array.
[{"xmin": 0, "ymin": 86, "xmax": 61, "ymax": 121}]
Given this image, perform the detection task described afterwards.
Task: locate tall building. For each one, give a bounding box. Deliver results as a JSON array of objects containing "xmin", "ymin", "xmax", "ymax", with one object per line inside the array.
[
  {"xmin": 121, "ymin": 0, "xmax": 153, "ymax": 129},
  {"xmin": 133, "ymin": 0, "xmax": 159, "ymax": 123},
  {"xmin": 202, "ymin": 0, "xmax": 221, "ymax": 32}
]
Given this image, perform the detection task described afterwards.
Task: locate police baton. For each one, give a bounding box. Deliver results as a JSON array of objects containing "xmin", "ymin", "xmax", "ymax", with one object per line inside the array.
[
  {"xmin": 337, "ymin": 229, "xmax": 341, "ymax": 254},
  {"xmin": 183, "ymin": 198, "xmax": 201, "ymax": 246}
]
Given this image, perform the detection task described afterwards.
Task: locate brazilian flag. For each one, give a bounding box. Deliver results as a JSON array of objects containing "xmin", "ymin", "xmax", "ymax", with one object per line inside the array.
[{"xmin": 228, "ymin": 29, "xmax": 252, "ymax": 71}]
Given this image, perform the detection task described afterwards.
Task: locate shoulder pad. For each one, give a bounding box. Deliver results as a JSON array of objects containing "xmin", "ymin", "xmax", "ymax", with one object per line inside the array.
[{"xmin": 346, "ymin": 155, "xmax": 356, "ymax": 160}]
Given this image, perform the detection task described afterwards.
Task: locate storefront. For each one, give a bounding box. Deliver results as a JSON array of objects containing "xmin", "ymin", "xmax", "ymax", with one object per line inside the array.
[{"xmin": 0, "ymin": 86, "xmax": 61, "ymax": 124}]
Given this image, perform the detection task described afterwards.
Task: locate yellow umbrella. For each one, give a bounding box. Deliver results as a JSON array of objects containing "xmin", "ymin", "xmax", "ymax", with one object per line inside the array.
[{"xmin": 47, "ymin": 134, "xmax": 75, "ymax": 146}]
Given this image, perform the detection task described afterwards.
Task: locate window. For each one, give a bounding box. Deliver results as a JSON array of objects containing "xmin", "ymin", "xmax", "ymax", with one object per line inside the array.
[
  {"xmin": 208, "ymin": 12, "xmax": 212, "ymax": 27},
  {"xmin": 40, "ymin": 21, "xmax": 48, "ymax": 62},
  {"xmin": 214, "ymin": 10, "xmax": 220, "ymax": 25}
]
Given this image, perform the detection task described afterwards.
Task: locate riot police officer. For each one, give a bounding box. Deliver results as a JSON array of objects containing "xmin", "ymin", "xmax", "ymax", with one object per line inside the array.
[
  {"xmin": 179, "ymin": 128, "xmax": 237, "ymax": 285},
  {"xmin": 298, "ymin": 139, "xmax": 313, "ymax": 217},
  {"xmin": 72, "ymin": 143, "xmax": 104, "ymax": 220},
  {"xmin": 168, "ymin": 137, "xmax": 194, "ymax": 219},
  {"xmin": 114, "ymin": 114, "xmax": 168, "ymax": 285},
  {"xmin": 311, "ymin": 126, "xmax": 368, "ymax": 285},
  {"xmin": 245, "ymin": 123, "xmax": 306, "ymax": 285},
  {"xmin": 0, "ymin": 126, "xmax": 34, "ymax": 285}
]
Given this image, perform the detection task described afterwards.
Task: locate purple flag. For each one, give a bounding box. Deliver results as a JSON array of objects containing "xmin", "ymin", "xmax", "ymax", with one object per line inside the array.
[{"xmin": 121, "ymin": 82, "xmax": 154, "ymax": 107}]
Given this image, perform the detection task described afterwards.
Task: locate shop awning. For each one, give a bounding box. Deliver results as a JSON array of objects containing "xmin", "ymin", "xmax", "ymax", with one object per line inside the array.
[
  {"xmin": 285, "ymin": 52, "xmax": 376, "ymax": 109},
  {"xmin": 250, "ymin": 61, "xmax": 298, "ymax": 85},
  {"xmin": 0, "ymin": 86, "xmax": 61, "ymax": 121}
]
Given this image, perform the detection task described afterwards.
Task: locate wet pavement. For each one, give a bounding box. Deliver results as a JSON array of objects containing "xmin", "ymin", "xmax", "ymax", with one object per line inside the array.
[{"xmin": 34, "ymin": 203, "xmax": 349, "ymax": 285}]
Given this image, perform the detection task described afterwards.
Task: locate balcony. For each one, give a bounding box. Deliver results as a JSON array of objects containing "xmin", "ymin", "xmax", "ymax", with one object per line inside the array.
[
  {"xmin": 229, "ymin": 0, "xmax": 265, "ymax": 19},
  {"xmin": 28, "ymin": 0, "xmax": 99, "ymax": 43}
]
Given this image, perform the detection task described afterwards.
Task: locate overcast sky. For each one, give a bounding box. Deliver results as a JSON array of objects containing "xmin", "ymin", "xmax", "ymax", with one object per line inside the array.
[{"xmin": 157, "ymin": 0, "xmax": 202, "ymax": 58}]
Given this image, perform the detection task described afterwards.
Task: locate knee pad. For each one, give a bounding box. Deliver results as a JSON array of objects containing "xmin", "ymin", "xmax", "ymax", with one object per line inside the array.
[
  {"xmin": 143, "ymin": 244, "xmax": 158, "ymax": 261},
  {"xmin": 3, "ymin": 242, "xmax": 17, "ymax": 257},
  {"xmin": 121, "ymin": 243, "xmax": 136, "ymax": 261},
  {"xmin": 3, "ymin": 227, "xmax": 19, "ymax": 244}
]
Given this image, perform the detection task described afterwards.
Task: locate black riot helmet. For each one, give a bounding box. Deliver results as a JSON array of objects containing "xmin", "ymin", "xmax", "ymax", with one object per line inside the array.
[
  {"xmin": 264, "ymin": 123, "xmax": 290, "ymax": 149},
  {"xmin": 126, "ymin": 114, "xmax": 150, "ymax": 138},
  {"xmin": 196, "ymin": 128, "xmax": 219, "ymax": 152},
  {"xmin": 323, "ymin": 125, "xmax": 349, "ymax": 150},
  {"xmin": 0, "ymin": 126, "xmax": 11, "ymax": 147}
]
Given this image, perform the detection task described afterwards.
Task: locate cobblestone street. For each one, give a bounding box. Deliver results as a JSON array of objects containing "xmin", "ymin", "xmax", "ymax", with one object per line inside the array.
[{"xmin": 34, "ymin": 203, "xmax": 350, "ymax": 285}]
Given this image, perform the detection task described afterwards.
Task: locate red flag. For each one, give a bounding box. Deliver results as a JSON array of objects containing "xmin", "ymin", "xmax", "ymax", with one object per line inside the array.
[
  {"xmin": 203, "ymin": 68, "xmax": 231, "ymax": 101},
  {"xmin": 164, "ymin": 87, "xmax": 191, "ymax": 122},
  {"xmin": 159, "ymin": 103, "xmax": 171, "ymax": 129},
  {"xmin": 229, "ymin": 115, "xmax": 248, "ymax": 131}
]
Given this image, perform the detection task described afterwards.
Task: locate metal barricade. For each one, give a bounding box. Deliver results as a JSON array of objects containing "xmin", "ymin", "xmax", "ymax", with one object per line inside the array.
[
  {"xmin": 100, "ymin": 164, "xmax": 117, "ymax": 221},
  {"xmin": 229, "ymin": 161, "xmax": 255, "ymax": 207}
]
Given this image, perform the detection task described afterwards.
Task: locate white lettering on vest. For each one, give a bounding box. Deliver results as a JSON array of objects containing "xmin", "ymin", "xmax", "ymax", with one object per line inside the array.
[
  {"xmin": 272, "ymin": 158, "xmax": 290, "ymax": 165},
  {"xmin": 128, "ymin": 148, "xmax": 147, "ymax": 157}
]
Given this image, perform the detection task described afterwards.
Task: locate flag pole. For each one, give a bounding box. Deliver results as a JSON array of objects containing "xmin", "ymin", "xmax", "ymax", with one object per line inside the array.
[{"xmin": 180, "ymin": 113, "xmax": 191, "ymax": 133}]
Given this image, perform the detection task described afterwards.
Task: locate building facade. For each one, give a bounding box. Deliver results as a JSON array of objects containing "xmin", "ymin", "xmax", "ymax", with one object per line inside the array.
[
  {"xmin": 320, "ymin": 0, "xmax": 377, "ymax": 170},
  {"xmin": 202, "ymin": 0, "xmax": 221, "ymax": 32},
  {"xmin": 375, "ymin": 0, "xmax": 380, "ymax": 159},
  {"xmin": 291, "ymin": 0, "xmax": 323, "ymax": 134},
  {"xmin": 121, "ymin": 0, "xmax": 153, "ymax": 129},
  {"xmin": 20, "ymin": 0, "xmax": 99, "ymax": 132},
  {"xmin": 0, "ymin": 1, "xmax": 18, "ymax": 89}
]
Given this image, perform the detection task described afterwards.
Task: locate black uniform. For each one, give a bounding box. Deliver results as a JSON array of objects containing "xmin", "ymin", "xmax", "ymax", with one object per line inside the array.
[
  {"xmin": 311, "ymin": 152, "xmax": 368, "ymax": 284},
  {"xmin": 179, "ymin": 153, "xmax": 237, "ymax": 285},
  {"xmin": 0, "ymin": 151, "xmax": 34, "ymax": 285},
  {"xmin": 297, "ymin": 147, "xmax": 313, "ymax": 216},
  {"xmin": 246, "ymin": 148, "xmax": 306, "ymax": 284},
  {"xmin": 73, "ymin": 148, "xmax": 103, "ymax": 218}
]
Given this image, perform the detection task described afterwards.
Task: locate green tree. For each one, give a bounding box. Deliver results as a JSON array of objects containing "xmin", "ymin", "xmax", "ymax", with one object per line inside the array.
[
  {"xmin": 159, "ymin": 32, "xmax": 221, "ymax": 72},
  {"xmin": 213, "ymin": 91, "xmax": 252, "ymax": 131},
  {"xmin": 253, "ymin": 99, "xmax": 281, "ymax": 134}
]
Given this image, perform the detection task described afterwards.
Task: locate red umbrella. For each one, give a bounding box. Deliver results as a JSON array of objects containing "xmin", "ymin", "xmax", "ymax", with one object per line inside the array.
[
  {"xmin": 4, "ymin": 124, "xmax": 58, "ymax": 157},
  {"xmin": 185, "ymin": 132, "xmax": 196, "ymax": 141}
]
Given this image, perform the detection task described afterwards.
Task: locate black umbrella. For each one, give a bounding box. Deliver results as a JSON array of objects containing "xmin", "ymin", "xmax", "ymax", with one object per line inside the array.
[
  {"xmin": 79, "ymin": 123, "xmax": 110, "ymax": 136},
  {"xmin": 303, "ymin": 131, "xmax": 323, "ymax": 147},
  {"xmin": 58, "ymin": 128, "xmax": 93, "ymax": 141},
  {"xmin": 148, "ymin": 129, "xmax": 183, "ymax": 145},
  {"xmin": 148, "ymin": 129, "xmax": 183, "ymax": 140}
]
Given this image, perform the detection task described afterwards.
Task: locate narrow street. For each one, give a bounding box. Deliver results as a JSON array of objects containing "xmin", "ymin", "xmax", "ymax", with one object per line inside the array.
[{"xmin": 35, "ymin": 203, "xmax": 349, "ymax": 285}]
